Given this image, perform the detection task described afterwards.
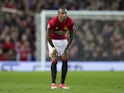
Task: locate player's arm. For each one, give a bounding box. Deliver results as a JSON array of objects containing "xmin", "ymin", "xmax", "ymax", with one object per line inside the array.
[
  {"xmin": 47, "ymin": 30, "xmax": 58, "ymax": 60},
  {"xmin": 63, "ymin": 30, "xmax": 74, "ymax": 54},
  {"xmin": 47, "ymin": 30, "xmax": 55, "ymax": 48},
  {"xmin": 47, "ymin": 30, "xmax": 57, "ymax": 53}
]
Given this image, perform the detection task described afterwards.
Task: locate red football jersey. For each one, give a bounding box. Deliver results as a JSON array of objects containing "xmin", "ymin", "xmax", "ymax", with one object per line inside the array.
[{"xmin": 47, "ymin": 16, "xmax": 74, "ymax": 39}]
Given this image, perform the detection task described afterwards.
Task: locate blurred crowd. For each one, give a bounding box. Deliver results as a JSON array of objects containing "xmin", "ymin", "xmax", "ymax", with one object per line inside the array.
[
  {"xmin": 0, "ymin": 0, "xmax": 124, "ymax": 61},
  {"xmin": 69, "ymin": 20, "xmax": 124, "ymax": 61},
  {"xmin": 0, "ymin": 0, "xmax": 124, "ymax": 12}
]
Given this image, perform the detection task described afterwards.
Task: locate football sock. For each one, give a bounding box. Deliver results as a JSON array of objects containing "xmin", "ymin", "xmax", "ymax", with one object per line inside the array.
[
  {"xmin": 51, "ymin": 63, "xmax": 57, "ymax": 83},
  {"xmin": 61, "ymin": 61, "xmax": 67, "ymax": 84}
]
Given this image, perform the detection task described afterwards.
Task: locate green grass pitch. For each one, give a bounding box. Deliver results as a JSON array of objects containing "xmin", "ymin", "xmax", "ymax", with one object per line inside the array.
[{"xmin": 0, "ymin": 71, "xmax": 124, "ymax": 93}]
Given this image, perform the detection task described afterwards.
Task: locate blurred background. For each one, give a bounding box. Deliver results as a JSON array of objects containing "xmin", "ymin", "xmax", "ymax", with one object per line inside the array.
[
  {"xmin": 0, "ymin": 0, "xmax": 124, "ymax": 62},
  {"xmin": 0, "ymin": 1, "xmax": 124, "ymax": 92}
]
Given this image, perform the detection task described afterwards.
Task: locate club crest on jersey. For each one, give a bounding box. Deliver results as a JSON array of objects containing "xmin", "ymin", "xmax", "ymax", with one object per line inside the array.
[{"xmin": 64, "ymin": 26, "xmax": 68, "ymax": 31}]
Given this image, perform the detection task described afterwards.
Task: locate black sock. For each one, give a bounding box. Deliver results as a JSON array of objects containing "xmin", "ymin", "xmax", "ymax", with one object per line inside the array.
[
  {"xmin": 51, "ymin": 63, "xmax": 57, "ymax": 83},
  {"xmin": 61, "ymin": 61, "xmax": 67, "ymax": 84}
]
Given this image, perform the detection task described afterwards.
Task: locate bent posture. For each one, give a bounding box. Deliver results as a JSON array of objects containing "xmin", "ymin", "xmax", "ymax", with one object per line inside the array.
[{"xmin": 47, "ymin": 8, "xmax": 75, "ymax": 89}]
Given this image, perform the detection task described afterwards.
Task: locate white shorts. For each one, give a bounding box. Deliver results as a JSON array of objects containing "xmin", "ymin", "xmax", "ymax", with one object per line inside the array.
[{"xmin": 48, "ymin": 39, "xmax": 68, "ymax": 57}]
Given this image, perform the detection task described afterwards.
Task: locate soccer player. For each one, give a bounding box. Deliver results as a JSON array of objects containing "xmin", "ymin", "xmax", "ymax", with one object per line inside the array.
[{"xmin": 47, "ymin": 7, "xmax": 75, "ymax": 89}]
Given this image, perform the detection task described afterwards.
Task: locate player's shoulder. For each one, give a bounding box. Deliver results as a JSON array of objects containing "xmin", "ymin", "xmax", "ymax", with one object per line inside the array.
[
  {"xmin": 49, "ymin": 16, "xmax": 58, "ymax": 24},
  {"xmin": 67, "ymin": 16, "xmax": 74, "ymax": 25}
]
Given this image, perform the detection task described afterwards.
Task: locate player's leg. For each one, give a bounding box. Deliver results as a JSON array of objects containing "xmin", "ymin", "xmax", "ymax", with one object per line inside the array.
[
  {"xmin": 51, "ymin": 52, "xmax": 58, "ymax": 84},
  {"xmin": 61, "ymin": 53, "xmax": 68, "ymax": 84},
  {"xmin": 48, "ymin": 42, "xmax": 58, "ymax": 89},
  {"xmin": 50, "ymin": 55, "xmax": 58, "ymax": 89},
  {"xmin": 58, "ymin": 40, "xmax": 70, "ymax": 89},
  {"xmin": 59, "ymin": 53, "xmax": 70, "ymax": 89}
]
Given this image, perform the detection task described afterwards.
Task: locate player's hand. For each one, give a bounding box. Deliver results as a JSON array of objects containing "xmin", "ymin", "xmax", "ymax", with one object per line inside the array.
[
  {"xmin": 62, "ymin": 51, "xmax": 67, "ymax": 57},
  {"xmin": 51, "ymin": 47, "xmax": 58, "ymax": 57},
  {"xmin": 62, "ymin": 52, "xmax": 67, "ymax": 61}
]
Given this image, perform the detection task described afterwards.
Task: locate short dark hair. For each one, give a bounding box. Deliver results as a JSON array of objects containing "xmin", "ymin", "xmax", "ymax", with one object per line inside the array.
[{"xmin": 58, "ymin": 7, "xmax": 67, "ymax": 14}]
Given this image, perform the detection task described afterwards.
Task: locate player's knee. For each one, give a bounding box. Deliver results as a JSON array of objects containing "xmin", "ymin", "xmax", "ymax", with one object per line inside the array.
[
  {"xmin": 51, "ymin": 56, "xmax": 58, "ymax": 64},
  {"xmin": 62, "ymin": 56, "xmax": 67, "ymax": 62},
  {"xmin": 52, "ymin": 59, "xmax": 57, "ymax": 64}
]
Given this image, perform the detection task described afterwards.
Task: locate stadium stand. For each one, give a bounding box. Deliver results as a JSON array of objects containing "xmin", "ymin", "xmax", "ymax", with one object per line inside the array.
[{"xmin": 0, "ymin": 0, "xmax": 124, "ymax": 61}]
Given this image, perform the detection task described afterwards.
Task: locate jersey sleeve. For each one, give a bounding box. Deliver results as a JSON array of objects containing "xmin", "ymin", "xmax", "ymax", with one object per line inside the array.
[
  {"xmin": 47, "ymin": 20, "xmax": 54, "ymax": 31},
  {"xmin": 69, "ymin": 20, "xmax": 75, "ymax": 32}
]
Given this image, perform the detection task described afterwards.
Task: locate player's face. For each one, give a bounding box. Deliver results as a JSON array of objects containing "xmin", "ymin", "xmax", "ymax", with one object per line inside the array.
[{"xmin": 58, "ymin": 9, "xmax": 67, "ymax": 22}]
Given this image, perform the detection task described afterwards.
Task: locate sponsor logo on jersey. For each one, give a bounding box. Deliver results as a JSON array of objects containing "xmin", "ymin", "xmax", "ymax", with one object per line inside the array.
[{"xmin": 55, "ymin": 27, "xmax": 59, "ymax": 30}]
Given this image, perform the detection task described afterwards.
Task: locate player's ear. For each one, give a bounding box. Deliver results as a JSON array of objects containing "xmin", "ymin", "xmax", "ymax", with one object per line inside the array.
[{"xmin": 65, "ymin": 9, "xmax": 67, "ymax": 14}]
